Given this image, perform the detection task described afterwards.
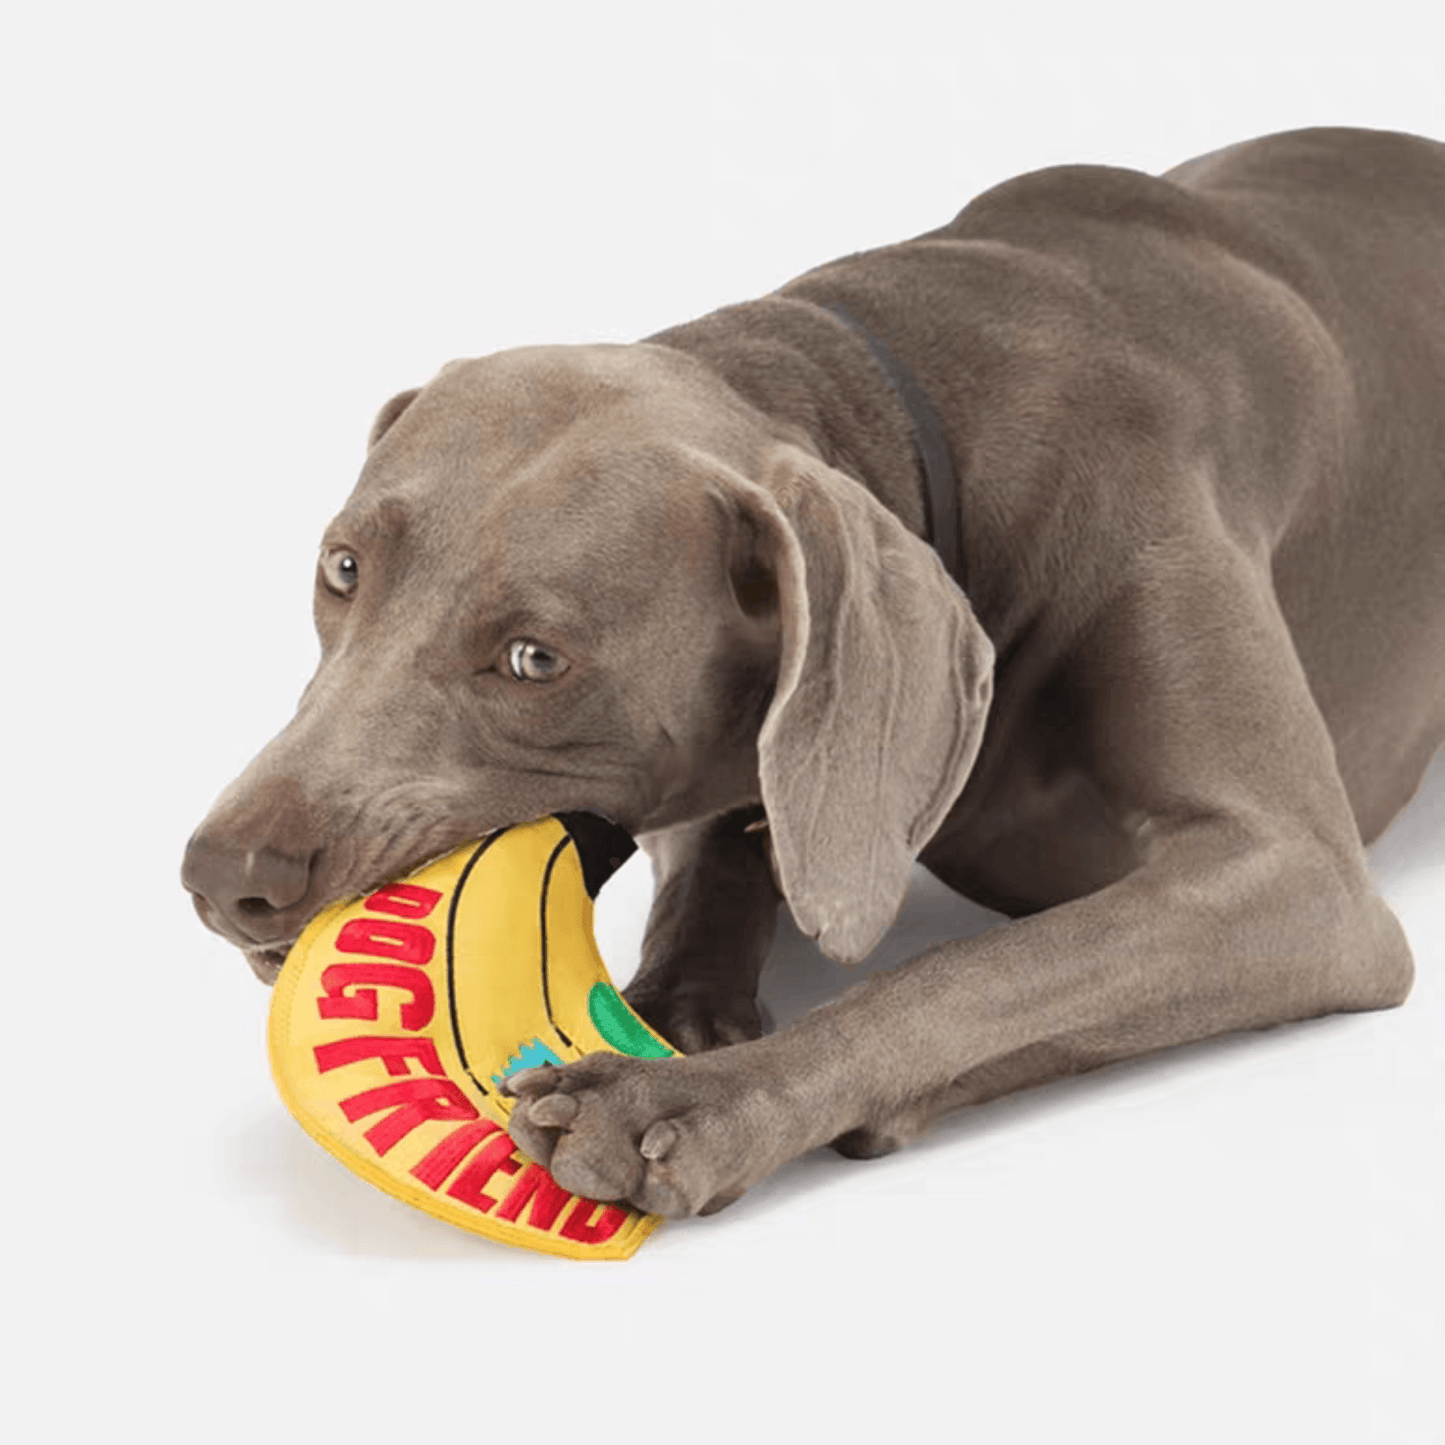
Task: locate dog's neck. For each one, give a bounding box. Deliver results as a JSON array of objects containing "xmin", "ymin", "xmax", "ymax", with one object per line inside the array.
[
  {"xmin": 816, "ymin": 300, "xmax": 962, "ymax": 583},
  {"xmin": 648, "ymin": 296, "xmax": 949, "ymax": 570}
]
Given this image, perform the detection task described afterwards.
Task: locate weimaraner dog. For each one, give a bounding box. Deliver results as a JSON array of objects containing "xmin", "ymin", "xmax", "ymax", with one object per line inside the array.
[{"xmin": 184, "ymin": 127, "xmax": 1444, "ymax": 1218}]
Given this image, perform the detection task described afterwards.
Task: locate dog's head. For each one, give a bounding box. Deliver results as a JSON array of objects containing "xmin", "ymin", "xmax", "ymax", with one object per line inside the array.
[{"xmin": 182, "ymin": 343, "xmax": 993, "ymax": 981}]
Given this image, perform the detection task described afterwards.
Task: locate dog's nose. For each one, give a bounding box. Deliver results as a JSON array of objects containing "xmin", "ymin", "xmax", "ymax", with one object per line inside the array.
[{"xmin": 182, "ymin": 830, "xmax": 316, "ymax": 943}]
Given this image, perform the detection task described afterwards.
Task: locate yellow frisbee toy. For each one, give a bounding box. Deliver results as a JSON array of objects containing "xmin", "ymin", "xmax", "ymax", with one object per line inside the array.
[{"xmin": 268, "ymin": 813, "xmax": 676, "ymax": 1261}]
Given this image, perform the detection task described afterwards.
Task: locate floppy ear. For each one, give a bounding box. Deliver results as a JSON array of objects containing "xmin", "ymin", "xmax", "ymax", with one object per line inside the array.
[
  {"xmin": 368, "ymin": 388, "xmax": 420, "ymax": 449},
  {"xmin": 721, "ymin": 449, "xmax": 994, "ymax": 964}
]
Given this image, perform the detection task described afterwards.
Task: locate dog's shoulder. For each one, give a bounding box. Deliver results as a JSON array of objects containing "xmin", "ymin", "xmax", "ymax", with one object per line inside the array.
[{"xmin": 937, "ymin": 161, "xmax": 1226, "ymax": 250}]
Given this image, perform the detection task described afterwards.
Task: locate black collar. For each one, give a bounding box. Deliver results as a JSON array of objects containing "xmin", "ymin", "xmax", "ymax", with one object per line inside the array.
[{"xmin": 820, "ymin": 301, "xmax": 963, "ymax": 584}]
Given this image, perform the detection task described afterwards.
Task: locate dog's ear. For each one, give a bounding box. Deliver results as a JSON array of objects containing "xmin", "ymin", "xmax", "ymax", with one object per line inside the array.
[
  {"xmin": 719, "ymin": 449, "xmax": 994, "ymax": 964},
  {"xmin": 367, "ymin": 388, "xmax": 421, "ymax": 449}
]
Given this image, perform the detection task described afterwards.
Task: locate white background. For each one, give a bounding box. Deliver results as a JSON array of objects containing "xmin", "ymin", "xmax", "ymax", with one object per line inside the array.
[{"xmin": 5, "ymin": 5, "xmax": 1442, "ymax": 1443}]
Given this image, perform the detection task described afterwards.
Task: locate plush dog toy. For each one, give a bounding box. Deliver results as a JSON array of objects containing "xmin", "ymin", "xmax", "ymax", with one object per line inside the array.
[{"xmin": 268, "ymin": 813, "xmax": 675, "ymax": 1260}]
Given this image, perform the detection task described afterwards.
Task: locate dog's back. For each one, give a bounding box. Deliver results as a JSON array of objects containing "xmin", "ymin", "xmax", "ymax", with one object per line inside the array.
[{"xmin": 853, "ymin": 127, "xmax": 1445, "ymax": 839}]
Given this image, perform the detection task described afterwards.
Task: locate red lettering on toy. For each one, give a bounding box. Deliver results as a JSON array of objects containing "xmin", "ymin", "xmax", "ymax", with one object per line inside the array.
[
  {"xmin": 445, "ymin": 1131, "xmax": 525, "ymax": 1214},
  {"xmin": 335, "ymin": 917, "xmax": 436, "ymax": 966},
  {"xmin": 495, "ymin": 1163, "xmax": 575, "ymax": 1232},
  {"xmin": 364, "ymin": 883, "xmax": 443, "ymax": 920},
  {"xmin": 409, "ymin": 1120, "xmax": 502, "ymax": 1191},
  {"xmin": 317, "ymin": 963, "xmax": 436, "ymax": 1031},
  {"xmin": 559, "ymin": 1198, "xmax": 627, "ymax": 1245},
  {"xmin": 339, "ymin": 1078, "xmax": 479, "ymax": 1155},
  {"xmin": 315, "ymin": 1035, "xmax": 445, "ymax": 1078}
]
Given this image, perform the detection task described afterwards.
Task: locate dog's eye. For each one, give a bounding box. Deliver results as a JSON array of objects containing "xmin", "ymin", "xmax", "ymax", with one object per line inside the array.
[
  {"xmin": 320, "ymin": 549, "xmax": 359, "ymax": 598},
  {"xmin": 507, "ymin": 640, "xmax": 570, "ymax": 683}
]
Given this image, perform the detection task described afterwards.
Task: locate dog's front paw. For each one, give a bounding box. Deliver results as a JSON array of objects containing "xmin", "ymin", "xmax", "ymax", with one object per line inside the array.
[
  {"xmin": 624, "ymin": 978, "xmax": 764, "ymax": 1055},
  {"xmin": 500, "ymin": 1051, "xmax": 781, "ymax": 1217}
]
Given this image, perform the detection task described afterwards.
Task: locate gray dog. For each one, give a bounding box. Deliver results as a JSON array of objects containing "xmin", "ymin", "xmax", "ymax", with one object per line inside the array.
[{"xmin": 184, "ymin": 127, "xmax": 1444, "ymax": 1219}]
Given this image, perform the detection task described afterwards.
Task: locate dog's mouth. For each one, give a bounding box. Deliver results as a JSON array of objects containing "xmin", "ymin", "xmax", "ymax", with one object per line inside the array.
[
  {"xmin": 188, "ymin": 891, "xmax": 299, "ymax": 987},
  {"xmin": 245, "ymin": 943, "xmax": 294, "ymax": 987},
  {"xmin": 210, "ymin": 820, "xmax": 626, "ymax": 990}
]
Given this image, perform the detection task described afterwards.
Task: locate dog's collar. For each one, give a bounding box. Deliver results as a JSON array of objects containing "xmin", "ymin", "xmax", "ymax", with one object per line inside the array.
[{"xmin": 820, "ymin": 301, "xmax": 963, "ymax": 583}]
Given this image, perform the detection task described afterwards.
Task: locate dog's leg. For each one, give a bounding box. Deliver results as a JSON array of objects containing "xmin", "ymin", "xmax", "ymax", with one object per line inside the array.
[
  {"xmin": 624, "ymin": 809, "xmax": 782, "ymax": 1054},
  {"xmin": 508, "ymin": 826, "xmax": 1412, "ymax": 1215},
  {"xmin": 506, "ymin": 545, "xmax": 1416, "ymax": 1216},
  {"xmin": 816, "ymin": 821, "xmax": 1414, "ymax": 1160}
]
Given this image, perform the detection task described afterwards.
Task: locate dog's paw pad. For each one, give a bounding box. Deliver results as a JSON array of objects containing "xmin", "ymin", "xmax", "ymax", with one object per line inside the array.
[
  {"xmin": 500, "ymin": 1064, "xmax": 561, "ymax": 1098},
  {"xmin": 501, "ymin": 1052, "xmax": 782, "ymax": 1217},
  {"xmin": 639, "ymin": 1119, "xmax": 680, "ymax": 1161},
  {"xmin": 625, "ymin": 983, "xmax": 764, "ymax": 1055},
  {"xmin": 527, "ymin": 1092, "xmax": 580, "ymax": 1128}
]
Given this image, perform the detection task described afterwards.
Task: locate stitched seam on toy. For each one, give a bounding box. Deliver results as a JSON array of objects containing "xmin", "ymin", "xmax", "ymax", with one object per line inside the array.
[
  {"xmin": 539, "ymin": 836, "xmax": 575, "ymax": 1048},
  {"xmin": 445, "ymin": 831, "xmax": 508, "ymax": 1097}
]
